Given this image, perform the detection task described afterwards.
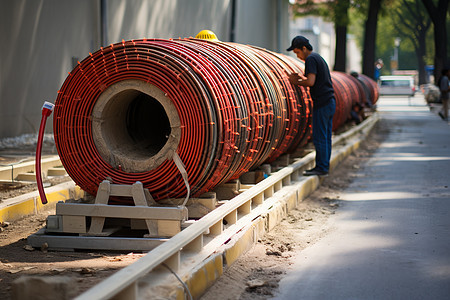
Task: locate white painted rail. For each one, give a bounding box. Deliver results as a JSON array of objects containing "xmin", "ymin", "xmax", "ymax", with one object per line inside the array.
[{"xmin": 75, "ymin": 113, "xmax": 379, "ymax": 300}]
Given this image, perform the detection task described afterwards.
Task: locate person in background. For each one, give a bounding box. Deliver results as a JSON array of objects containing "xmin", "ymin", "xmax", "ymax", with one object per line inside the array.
[
  {"xmin": 374, "ymin": 59, "xmax": 384, "ymax": 81},
  {"xmin": 286, "ymin": 36, "xmax": 336, "ymax": 176},
  {"xmin": 438, "ymin": 68, "xmax": 450, "ymax": 121}
]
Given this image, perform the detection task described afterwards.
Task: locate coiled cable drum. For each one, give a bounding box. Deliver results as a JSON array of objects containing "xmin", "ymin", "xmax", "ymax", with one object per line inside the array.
[
  {"xmin": 54, "ymin": 38, "xmax": 313, "ymax": 202},
  {"xmin": 357, "ymin": 73, "xmax": 379, "ymax": 105},
  {"xmin": 332, "ymin": 71, "xmax": 366, "ymax": 107},
  {"xmin": 330, "ymin": 72, "xmax": 353, "ymax": 131}
]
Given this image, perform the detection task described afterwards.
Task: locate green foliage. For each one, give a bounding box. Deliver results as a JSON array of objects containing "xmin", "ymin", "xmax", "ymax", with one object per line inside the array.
[
  {"xmin": 289, "ymin": 0, "xmax": 447, "ymax": 74},
  {"xmin": 292, "ymin": 0, "xmax": 349, "ymax": 26},
  {"xmin": 375, "ymin": 0, "xmax": 434, "ymax": 73}
]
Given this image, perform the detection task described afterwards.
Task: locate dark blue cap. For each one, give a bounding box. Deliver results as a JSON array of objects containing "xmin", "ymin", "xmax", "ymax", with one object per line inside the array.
[{"xmin": 287, "ymin": 36, "xmax": 312, "ymax": 51}]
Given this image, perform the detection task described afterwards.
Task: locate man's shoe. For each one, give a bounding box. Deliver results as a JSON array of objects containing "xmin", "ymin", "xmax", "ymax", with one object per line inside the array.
[
  {"xmin": 439, "ymin": 111, "xmax": 445, "ymax": 120},
  {"xmin": 303, "ymin": 168, "xmax": 328, "ymax": 176}
]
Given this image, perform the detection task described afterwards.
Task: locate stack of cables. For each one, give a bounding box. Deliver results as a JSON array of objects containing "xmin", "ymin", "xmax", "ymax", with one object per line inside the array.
[
  {"xmin": 357, "ymin": 73, "xmax": 380, "ymax": 105},
  {"xmin": 54, "ymin": 38, "xmax": 313, "ymax": 202},
  {"xmin": 331, "ymin": 71, "xmax": 379, "ymax": 131}
]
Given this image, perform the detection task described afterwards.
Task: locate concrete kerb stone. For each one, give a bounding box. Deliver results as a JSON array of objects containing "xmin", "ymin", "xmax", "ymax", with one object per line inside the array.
[
  {"xmin": 12, "ymin": 275, "xmax": 78, "ymax": 300},
  {"xmin": 0, "ymin": 181, "xmax": 83, "ymax": 222}
]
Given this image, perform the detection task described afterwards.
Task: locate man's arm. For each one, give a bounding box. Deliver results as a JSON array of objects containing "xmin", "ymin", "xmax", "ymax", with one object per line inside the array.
[{"xmin": 287, "ymin": 72, "xmax": 316, "ymax": 87}]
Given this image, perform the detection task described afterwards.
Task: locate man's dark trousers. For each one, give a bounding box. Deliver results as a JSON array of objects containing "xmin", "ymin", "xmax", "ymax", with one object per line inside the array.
[{"xmin": 312, "ymin": 98, "xmax": 336, "ymax": 172}]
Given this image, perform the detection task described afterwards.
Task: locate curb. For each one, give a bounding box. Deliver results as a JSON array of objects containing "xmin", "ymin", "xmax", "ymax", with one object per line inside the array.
[{"xmin": 0, "ymin": 181, "xmax": 83, "ymax": 222}]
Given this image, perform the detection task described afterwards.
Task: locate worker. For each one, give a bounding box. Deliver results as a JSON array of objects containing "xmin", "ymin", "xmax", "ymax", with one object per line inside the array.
[{"xmin": 286, "ymin": 36, "xmax": 336, "ymax": 176}]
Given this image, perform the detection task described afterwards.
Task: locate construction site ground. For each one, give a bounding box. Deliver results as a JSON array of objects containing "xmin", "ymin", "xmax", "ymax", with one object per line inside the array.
[
  {"xmin": 1, "ymin": 93, "xmax": 448, "ymax": 299},
  {"xmin": 0, "ymin": 116, "xmax": 382, "ymax": 299}
]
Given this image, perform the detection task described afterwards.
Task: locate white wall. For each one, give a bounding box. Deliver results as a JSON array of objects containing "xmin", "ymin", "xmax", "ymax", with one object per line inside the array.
[
  {"xmin": 1, "ymin": 0, "xmax": 291, "ymax": 139},
  {"xmin": 105, "ymin": 0, "xmax": 232, "ymax": 44},
  {"xmin": 289, "ymin": 16, "xmax": 335, "ymax": 67},
  {"xmin": 235, "ymin": 0, "xmax": 290, "ymax": 52},
  {"xmin": 0, "ymin": 0, "xmax": 100, "ymax": 136}
]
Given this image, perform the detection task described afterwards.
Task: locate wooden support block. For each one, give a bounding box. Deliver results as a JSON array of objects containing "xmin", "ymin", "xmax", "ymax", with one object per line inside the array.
[
  {"xmin": 276, "ymin": 154, "xmax": 291, "ymax": 167},
  {"xmin": 16, "ymin": 172, "xmax": 37, "ymax": 181},
  {"xmin": 259, "ymin": 164, "xmax": 271, "ymax": 175},
  {"xmin": 62, "ymin": 215, "xmax": 86, "ymax": 234},
  {"xmin": 157, "ymin": 220, "xmax": 181, "ymax": 237},
  {"xmin": 88, "ymin": 181, "xmax": 110, "ymax": 235},
  {"xmin": 159, "ymin": 192, "xmax": 217, "ymax": 219},
  {"xmin": 46, "ymin": 215, "xmax": 62, "ymax": 232},
  {"xmin": 185, "ymin": 203, "xmax": 212, "ymax": 219},
  {"xmin": 214, "ymin": 180, "xmax": 240, "ymax": 200},
  {"xmin": 56, "ymin": 203, "xmax": 188, "ymax": 220},
  {"xmin": 239, "ymin": 184, "xmax": 255, "ymax": 193},
  {"xmin": 55, "ymin": 181, "xmax": 188, "ymax": 237},
  {"xmin": 196, "ymin": 193, "xmax": 217, "ymax": 210},
  {"xmin": 47, "ymin": 167, "xmax": 67, "ymax": 176},
  {"xmin": 239, "ymin": 171, "xmax": 266, "ymax": 184}
]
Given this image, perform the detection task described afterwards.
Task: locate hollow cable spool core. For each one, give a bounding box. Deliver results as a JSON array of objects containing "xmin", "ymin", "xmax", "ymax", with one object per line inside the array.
[{"xmin": 92, "ymin": 79, "xmax": 181, "ymax": 173}]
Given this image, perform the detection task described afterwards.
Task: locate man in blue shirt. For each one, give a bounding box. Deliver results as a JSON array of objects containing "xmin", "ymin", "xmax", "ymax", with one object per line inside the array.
[{"xmin": 287, "ymin": 36, "xmax": 336, "ymax": 176}]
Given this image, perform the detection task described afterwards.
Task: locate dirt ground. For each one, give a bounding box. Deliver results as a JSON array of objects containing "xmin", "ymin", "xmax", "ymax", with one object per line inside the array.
[
  {"xmin": 0, "ymin": 209, "xmax": 148, "ymax": 299},
  {"xmin": 0, "ymin": 120, "xmax": 386, "ymax": 299}
]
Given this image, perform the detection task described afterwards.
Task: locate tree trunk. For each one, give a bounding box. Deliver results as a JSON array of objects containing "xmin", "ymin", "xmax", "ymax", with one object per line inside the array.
[
  {"xmin": 417, "ymin": 26, "xmax": 428, "ymax": 85},
  {"xmin": 421, "ymin": 0, "xmax": 449, "ymax": 82},
  {"xmin": 362, "ymin": 0, "xmax": 382, "ymax": 79},
  {"xmin": 333, "ymin": 0, "xmax": 350, "ymax": 72},
  {"xmin": 334, "ymin": 25, "xmax": 347, "ymax": 72}
]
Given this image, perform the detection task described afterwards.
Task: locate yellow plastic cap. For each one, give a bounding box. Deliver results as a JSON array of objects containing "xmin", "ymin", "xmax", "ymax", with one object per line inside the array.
[{"xmin": 195, "ymin": 30, "xmax": 219, "ymax": 41}]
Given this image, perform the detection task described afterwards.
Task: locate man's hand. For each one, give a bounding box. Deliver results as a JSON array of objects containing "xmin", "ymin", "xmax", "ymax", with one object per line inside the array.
[{"xmin": 286, "ymin": 72, "xmax": 307, "ymax": 85}]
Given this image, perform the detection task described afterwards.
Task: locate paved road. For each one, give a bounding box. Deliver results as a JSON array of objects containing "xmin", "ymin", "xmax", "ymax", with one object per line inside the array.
[{"xmin": 273, "ymin": 94, "xmax": 450, "ymax": 300}]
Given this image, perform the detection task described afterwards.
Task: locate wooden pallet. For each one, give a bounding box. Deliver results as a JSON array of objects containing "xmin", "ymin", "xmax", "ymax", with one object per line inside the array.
[
  {"xmin": 28, "ymin": 180, "xmax": 191, "ymax": 251},
  {"xmin": 28, "ymin": 167, "xmax": 271, "ymax": 251},
  {"xmin": 48, "ymin": 180, "xmax": 188, "ymax": 238}
]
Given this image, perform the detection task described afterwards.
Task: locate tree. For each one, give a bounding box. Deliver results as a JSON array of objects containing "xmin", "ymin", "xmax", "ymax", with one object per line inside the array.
[
  {"xmin": 420, "ymin": 0, "xmax": 450, "ymax": 82},
  {"xmin": 361, "ymin": 0, "xmax": 383, "ymax": 79},
  {"xmin": 391, "ymin": 0, "xmax": 431, "ymax": 84},
  {"xmin": 334, "ymin": 0, "xmax": 351, "ymax": 71},
  {"xmin": 291, "ymin": 0, "xmax": 350, "ymax": 72}
]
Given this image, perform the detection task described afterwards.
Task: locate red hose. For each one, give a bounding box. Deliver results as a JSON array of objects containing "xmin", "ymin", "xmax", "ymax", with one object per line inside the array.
[{"xmin": 36, "ymin": 102, "xmax": 55, "ymax": 205}]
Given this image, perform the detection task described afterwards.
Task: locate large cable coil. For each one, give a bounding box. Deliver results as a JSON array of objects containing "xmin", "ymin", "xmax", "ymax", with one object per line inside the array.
[{"xmin": 54, "ymin": 38, "xmax": 376, "ymax": 202}]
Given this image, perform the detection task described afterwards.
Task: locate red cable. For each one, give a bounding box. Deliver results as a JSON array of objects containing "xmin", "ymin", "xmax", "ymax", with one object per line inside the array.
[{"xmin": 53, "ymin": 39, "xmax": 378, "ymax": 203}]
